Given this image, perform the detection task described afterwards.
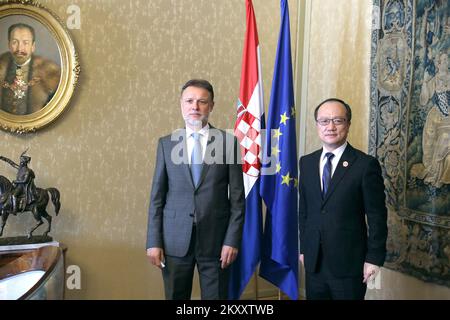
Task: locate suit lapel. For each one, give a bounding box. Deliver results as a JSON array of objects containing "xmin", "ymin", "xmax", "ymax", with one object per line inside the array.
[
  {"xmin": 310, "ymin": 150, "xmax": 322, "ymax": 199},
  {"xmin": 195, "ymin": 126, "xmax": 217, "ymax": 189},
  {"xmin": 322, "ymin": 144, "xmax": 357, "ymax": 204},
  {"xmin": 174, "ymin": 129, "xmax": 195, "ymax": 189}
]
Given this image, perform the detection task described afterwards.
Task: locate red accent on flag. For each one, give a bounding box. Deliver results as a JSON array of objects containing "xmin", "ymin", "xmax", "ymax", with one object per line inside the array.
[
  {"xmin": 234, "ymin": 0, "xmax": 262, "ymax": 177},
  {"xmin": 238, "ymin": 0, "xmax": 259, "ymax": 112}
]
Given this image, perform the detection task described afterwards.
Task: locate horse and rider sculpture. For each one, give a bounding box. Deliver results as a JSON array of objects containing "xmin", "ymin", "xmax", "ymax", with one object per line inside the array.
[{"xmin": 0, "ymin": 150, "xmax": 60, "ymax": 238}]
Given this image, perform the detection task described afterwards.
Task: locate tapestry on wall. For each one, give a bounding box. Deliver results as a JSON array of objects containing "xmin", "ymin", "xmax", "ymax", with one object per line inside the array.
[{"xmin": 369, "ymin": 0, "xmax": 449, "ymax": 286}]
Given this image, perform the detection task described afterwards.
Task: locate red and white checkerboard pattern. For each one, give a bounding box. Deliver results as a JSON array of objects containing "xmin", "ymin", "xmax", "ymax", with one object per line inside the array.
[{"xmin": 235, "ymin": 109, "xmax": 262, "ymax": 178}]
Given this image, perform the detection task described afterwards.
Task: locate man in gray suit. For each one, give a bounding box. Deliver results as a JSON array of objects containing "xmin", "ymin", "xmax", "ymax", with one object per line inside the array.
[{"xmin": 146, "ymin": 79, "xmax": 245, "ymax": 299}]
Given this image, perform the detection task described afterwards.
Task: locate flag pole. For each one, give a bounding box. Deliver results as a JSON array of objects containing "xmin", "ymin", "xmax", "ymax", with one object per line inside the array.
[{"xmin": 254, "ymin": 272, "xmax": 259, "ymax": 300}]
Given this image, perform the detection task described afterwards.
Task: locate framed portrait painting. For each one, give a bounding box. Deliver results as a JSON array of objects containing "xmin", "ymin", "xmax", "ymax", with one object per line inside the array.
[{"xmin": 0, "ymin": 0, "xmax": 79, "ymax": 133}]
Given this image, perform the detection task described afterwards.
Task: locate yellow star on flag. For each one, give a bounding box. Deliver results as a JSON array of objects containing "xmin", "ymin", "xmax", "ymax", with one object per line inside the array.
[
  {"xmin": 273, "ymin": 128, "xmax": 283, "ymax": 139},
  {"xmin": 293, "ymin": 178, "xmax": 298, "ymax": 188},
  {"xmin": 280, "ymin": 112, "xmax": 290, "ymax": 125},
  {"xmin": 272, "ymin": 146, "xmax": 281, "ymax": 157},
  {"xmin": 276, "ymin": 163, "xmax": 281, "ymax": 173},
  {"xmin": 291, "ymin": 107, "xmax": 296, "ymax": 117},
  {"xmin": 281, "ymin": 172, "xmax": 291, "ymax": 186}
]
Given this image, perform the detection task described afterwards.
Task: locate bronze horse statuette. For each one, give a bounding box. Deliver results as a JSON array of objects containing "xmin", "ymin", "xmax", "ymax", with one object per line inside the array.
[{"xmin": 0, "ymin": 151, "xmax": 60, "ymax": 239}]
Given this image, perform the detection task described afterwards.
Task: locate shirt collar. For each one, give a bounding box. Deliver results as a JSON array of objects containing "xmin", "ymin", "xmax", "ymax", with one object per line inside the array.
[
  {"xmin": 186, "ymin": 123, "xmax": 210, "ymax": 138},
  {"xmin": 321, "ymin": 141, "xmax": 348, "ymax": 161}
]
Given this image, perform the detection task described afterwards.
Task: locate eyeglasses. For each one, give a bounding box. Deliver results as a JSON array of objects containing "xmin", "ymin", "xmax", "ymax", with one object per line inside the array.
[
  {"xmin": 182, "ymin": 99, "xmax": 210, "ymax": 107},
  {"xmin": 316, "ymin": 118, "xmax": 347, "ymax": 126}
]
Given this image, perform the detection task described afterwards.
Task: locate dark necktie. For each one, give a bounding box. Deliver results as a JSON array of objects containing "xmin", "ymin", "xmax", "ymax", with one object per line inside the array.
[
  {"xmin": 322, "ymin": 152, "xmax": 335, "ymax": 197},
  {"xmin": 191, "ymin": 132, "xmax": 203, "ymax": 186}
]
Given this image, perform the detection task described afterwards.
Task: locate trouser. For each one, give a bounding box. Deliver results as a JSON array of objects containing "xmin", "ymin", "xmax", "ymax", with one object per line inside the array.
[
  {"xmin": 162, "ymin": 226, "xmax": 230, "ymax": 300},
  {"xmin": 305, "ymin": 246, "xmax": 366, "ymax": 300}
]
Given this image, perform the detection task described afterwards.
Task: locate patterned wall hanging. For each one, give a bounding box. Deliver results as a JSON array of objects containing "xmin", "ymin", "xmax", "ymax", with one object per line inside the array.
[{"xmin": 369, "ymin": 0, "xmax": 449, "ymax": 287}]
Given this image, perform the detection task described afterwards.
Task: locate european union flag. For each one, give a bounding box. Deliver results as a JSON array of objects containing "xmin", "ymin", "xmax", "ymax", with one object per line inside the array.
[{"xmin": 259, "ymin": 0, "xmax": 299, "ymax": 300}]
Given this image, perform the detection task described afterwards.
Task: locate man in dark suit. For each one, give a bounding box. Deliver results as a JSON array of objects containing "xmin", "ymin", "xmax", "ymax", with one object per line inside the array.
[
  {"xmin": 146, "ymin": 79, "xmax": 245, "ymax": 300},
  {"xmin": 298, "ymin": 98, "xmax": 388, "ymax": 300}
]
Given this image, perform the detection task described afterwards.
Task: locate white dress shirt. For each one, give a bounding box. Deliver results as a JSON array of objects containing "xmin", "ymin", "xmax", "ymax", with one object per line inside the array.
[
  {"xmin": 186, "ymin": 124, "xmax": 209, "ymax": 164},
  {"xmin": 319, "ymin": 142, "xmax": 348, "ymax": 191}
]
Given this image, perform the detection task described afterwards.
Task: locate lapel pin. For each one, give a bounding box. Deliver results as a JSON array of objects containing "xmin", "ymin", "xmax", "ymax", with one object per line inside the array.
[{"xmin": 343, "ymin": 161, "xmax": 349, "ymax": 167}]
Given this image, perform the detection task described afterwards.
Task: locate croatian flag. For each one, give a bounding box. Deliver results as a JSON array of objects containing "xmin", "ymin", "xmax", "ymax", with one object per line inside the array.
[{"xmin": 229, "ymin": 0, "xmax": 264, "ymax": 300}]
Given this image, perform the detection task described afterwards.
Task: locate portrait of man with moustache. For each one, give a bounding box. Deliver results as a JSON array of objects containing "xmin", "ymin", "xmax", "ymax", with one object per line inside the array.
[{"xmin": 0, "ymin": 23, "xmax": 61, "ymax": 115}]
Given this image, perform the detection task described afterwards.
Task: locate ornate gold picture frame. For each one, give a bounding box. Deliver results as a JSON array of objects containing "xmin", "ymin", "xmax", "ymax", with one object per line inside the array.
[{"xmin": 0, "ymin": 0, "xmax": 79, "ymax": 133}]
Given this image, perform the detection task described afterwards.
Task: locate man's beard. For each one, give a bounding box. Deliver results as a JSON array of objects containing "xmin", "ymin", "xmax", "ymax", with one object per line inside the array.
[
  {"xmin": 184, "ymin": 115, "xmax": 207, "ymax": 130},
  {"xmin": 13, "ymin": 52, "xmax": 30, "ymax": 65}
]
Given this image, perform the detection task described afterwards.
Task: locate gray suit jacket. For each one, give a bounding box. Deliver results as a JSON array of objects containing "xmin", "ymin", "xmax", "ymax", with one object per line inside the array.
[{"xmin": 146, "ymin": 126, "xmax": 245, "ymax": 258}]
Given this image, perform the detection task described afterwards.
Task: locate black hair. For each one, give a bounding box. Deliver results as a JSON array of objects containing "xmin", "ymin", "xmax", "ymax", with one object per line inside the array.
[
  {"xmin": 314, "ymin": 98, "xmax": 352, "ymax": 122},
  {"xmin": 8, "ymin": 23, "xmax": 35, "ymax": 42},
  {"xmin": 181, "ymin": 79, "xmax": 214, "ymax": 101}
]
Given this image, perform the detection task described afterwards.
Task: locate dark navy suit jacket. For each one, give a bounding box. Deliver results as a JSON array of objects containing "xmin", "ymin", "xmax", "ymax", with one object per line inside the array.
[{"xmin": 298, "ymin": 144, "xmax": 388, "ymax": 277}]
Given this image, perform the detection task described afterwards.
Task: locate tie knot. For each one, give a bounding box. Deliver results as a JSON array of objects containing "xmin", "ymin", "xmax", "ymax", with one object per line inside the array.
[
  {"xmin": 325, "ymin": 152, "xmax": 335, "ymax": 161},
  {"xmin": 192, "ymin": 132, "xmax": 201, "ymax": 141}
]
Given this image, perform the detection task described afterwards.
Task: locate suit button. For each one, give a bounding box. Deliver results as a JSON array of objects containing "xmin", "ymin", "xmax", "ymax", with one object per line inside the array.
[
  {"xmin": 189, "ymin": 213, "xmax": 194, "ymax": 217},
  {"xmin": 321, "ymin": 210, "xmax": 326, "ymax": 214}
]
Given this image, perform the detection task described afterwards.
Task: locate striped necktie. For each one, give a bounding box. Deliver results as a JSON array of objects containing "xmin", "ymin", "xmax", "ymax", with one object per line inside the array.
[{"xmin": 322, "ymin": 152, "xmax": 335, "ymax": 197}]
